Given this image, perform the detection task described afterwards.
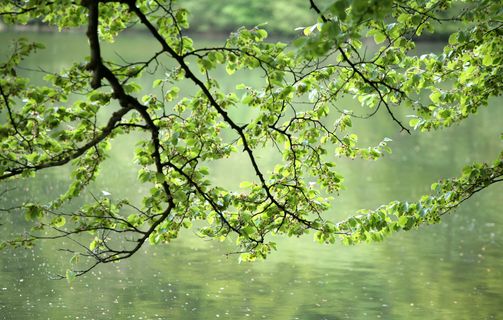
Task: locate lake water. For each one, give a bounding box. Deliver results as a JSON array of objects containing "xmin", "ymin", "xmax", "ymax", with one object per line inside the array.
[{"xmin": 0, "ymin": 31, "xmax": 502, "ymax": 319}]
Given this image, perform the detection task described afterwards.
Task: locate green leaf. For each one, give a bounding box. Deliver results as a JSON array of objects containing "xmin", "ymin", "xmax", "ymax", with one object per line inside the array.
[
  {"xmin": 225, "ymin": 64, "xmax": 236, "ymax": 75},
  {"xmin": 242, "ymin": 94, "xmax": 253, "ymax": 105},
  {"xmin": 153, "ymin": 79, "xmax": 163, "ymax": 88},
  {"xmin": 239, "ymin": 181, "xmax": 253, "ymax": 188},
  {"xmin": 397, "ymin": 14, "xmax": 409, "ymax": 24},
  {"xmin": 51, "ymin": 216, "xmax": 66, "ymax": 228},
  {"xmin": 448, "ymin": 33, "xmax": 458, "ymax": 45},
  {"xmin": 397, "ymin": 216, "xmax": 408, "ymax": 228},
  {"xmin": 256, "ymin": 29, "xmax": 268, "ymax": 40},
  {"xmin": 303, "ymin": 24, "xmax": 317, "ymax": 36},
  {"xmin": 482, "ymin": 54, "xmax": 493, "ymax": 66},
  {"xmin": 165, "ymin": 86, "xmax": 180, "ymax": 101},
  {"xmin": 373, "ymin": 31, "xmax": 386, "ymax": 44},
  {"xmin": 25, "ymin": 204, "xmax": 43, "ymax": 221},
  {"xmin": 438, "ymin": 109, "xmax": 451, "ymax": 119},
  {"xmin": 429, "ymin": 90, "xmax": 442, "ymax": 104},
  {"xmin": 89, "ymin": 239, "xmax": 98, "ymax": 251},
  {"xmin": 241, "ymin": 226, "xmax": 255, "ymax": 237}
]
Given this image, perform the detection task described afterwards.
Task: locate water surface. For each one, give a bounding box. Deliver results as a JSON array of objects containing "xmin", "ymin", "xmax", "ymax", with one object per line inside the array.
[{"xmin": 0, "ymin": 31, "xmax": 502, "ymax": 320}]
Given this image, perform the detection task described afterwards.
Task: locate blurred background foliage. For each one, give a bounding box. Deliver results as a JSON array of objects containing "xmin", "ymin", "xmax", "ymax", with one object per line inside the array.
[
  {"xmin": 182, "ymin": 0, "xmax": 316, "ymax": 36},
  {"xmin": 0, "ymin": 0, "xmax": 466, "ymax": 38}
]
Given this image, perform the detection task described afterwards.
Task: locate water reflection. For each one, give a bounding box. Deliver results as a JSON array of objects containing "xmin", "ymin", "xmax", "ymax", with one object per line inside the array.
[{"xmin": 0, "ymin": 31, "xmax": 502, "ymax": 319}]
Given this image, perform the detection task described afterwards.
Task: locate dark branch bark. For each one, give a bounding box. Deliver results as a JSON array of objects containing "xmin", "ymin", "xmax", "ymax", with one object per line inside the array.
[
  {"xmin": 128, "ymin": 2, "xmax": 316, "ymax": 229},
  {"xmin": 0, "ymin": 106, "xmax": 132, "ymax": 180},
  {"xmin": 308, "ymin": 0, "xmax": 410, "ymax": 134},
  {"xmin": 82, "ymin": 0, "xmax": 103, "ymax": 89}
]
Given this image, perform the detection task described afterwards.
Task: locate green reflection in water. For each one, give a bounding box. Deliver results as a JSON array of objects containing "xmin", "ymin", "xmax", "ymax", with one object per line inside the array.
[{"xmin": 0, "ymin": 31, "xmax": 502, "ymax": 320}]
